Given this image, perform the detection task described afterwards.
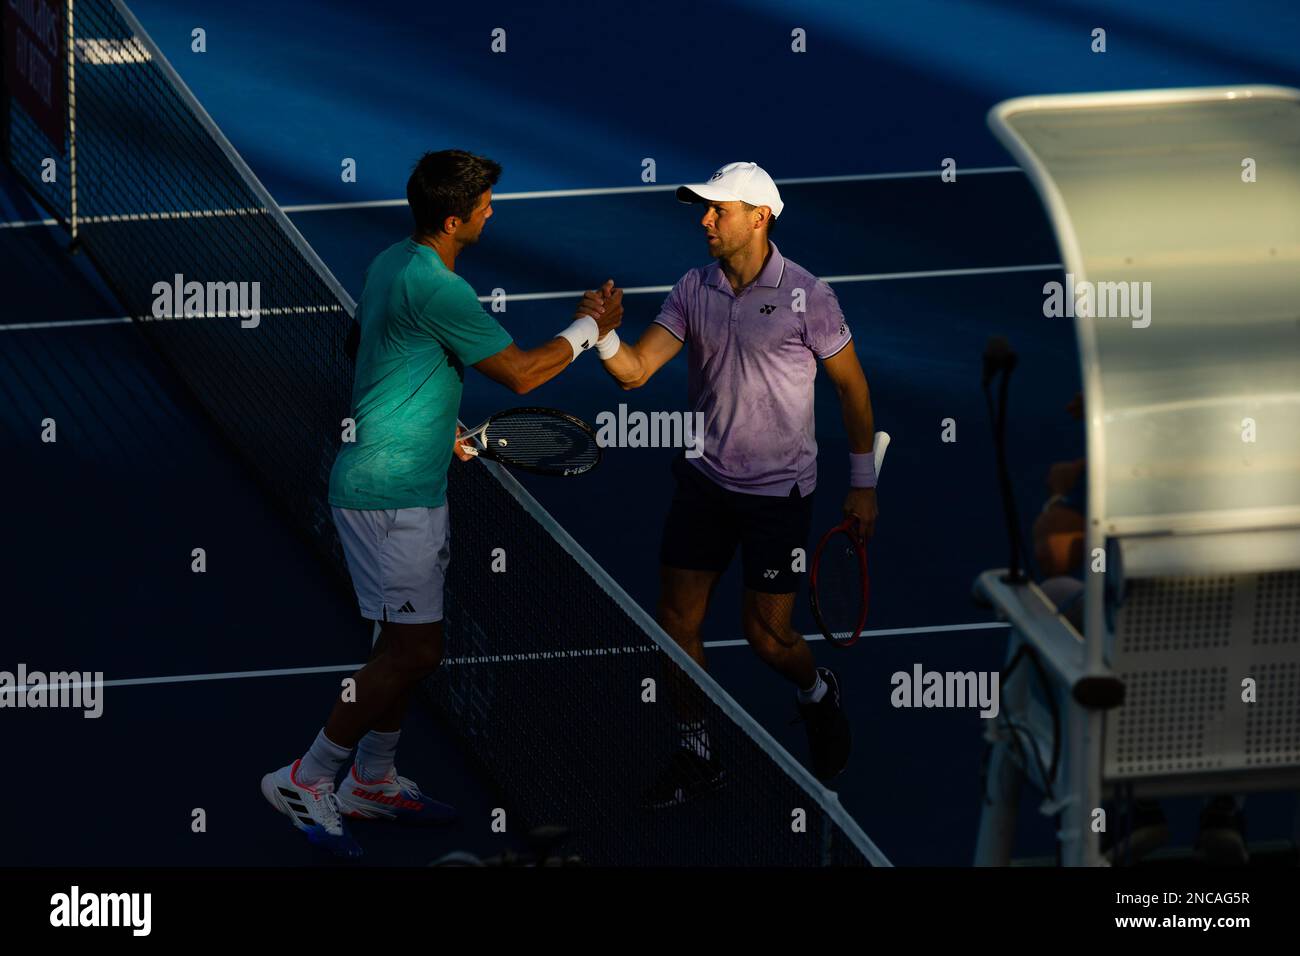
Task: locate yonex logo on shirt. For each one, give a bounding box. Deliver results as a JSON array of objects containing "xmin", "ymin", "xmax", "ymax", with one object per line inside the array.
[{"xmin": 758, "ymin": 304, "xmax": 776, "ymax": 315}]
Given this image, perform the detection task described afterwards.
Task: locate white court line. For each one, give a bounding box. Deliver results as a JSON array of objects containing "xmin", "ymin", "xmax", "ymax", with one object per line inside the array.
[
  {"xmin": 0, "ymin": 316, "xmax": 131, "ymax": 331},
  {"xmin": 1, "ymin": 621, "xmax": 1010, "ymax": 693},
  {"xmin": 0, "ymin": 205, "xmax": 265, "ymax": 230},
  {"xmin": 704, "ymin": 621, "xmax": 1011, "ymax": 648},
  {"xmin": 1, "ymin": 664, "xmax": 364, "ymax": 694},
  {"xmin": 0, "ymin": 216, "xmax": 59, "ymax": 230},
  {"xmin": 0, "ymin": 306, "xmax": 346, "ymax": 333},
  {"xmin": 0, "ymin": 262, "xmax": 1062, "ymax": 333},
  {"xmin": 477, "ymin": 263, "xmax": 1061, "ymax": 304},
  {"xmin": 499, "ymin": 284, "xmax": 675, "ymax": 301},
  {"xmin": 279, "ymin": 166, "xmax": 1023, "ymax": 213},
  {"xmin": 0, "ymin": 166, "xmax": 1026, "ymax": 228},
  {"xmin": 443, "ymin": 645, "xmax": 656, "ymax": 666}
]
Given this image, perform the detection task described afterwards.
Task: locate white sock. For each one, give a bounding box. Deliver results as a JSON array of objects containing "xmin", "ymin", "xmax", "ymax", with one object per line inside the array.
[
  {"xmin": 355, "ymin": 729, "xmax": 401, "ymax": 783},
  {"xmin": 798, "ymin": 671, "xmax": 827, "ymax": 704},
  {"xmin": 297, "ymin": 729, "xmax": 352, "ymax": 788},
  {"xmin": 677, "ymin": 720, "xmax": 711, "ymax": 760}
]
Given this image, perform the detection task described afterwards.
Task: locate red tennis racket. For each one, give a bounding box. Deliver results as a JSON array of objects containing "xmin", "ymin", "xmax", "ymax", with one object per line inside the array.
[
  {"xmin": 809, "ymin": 431, "xmax": 889, "ymax": 648},
  {"xmin": 810, "ymin": 520, "xmax": 870, "ymax": 647}
]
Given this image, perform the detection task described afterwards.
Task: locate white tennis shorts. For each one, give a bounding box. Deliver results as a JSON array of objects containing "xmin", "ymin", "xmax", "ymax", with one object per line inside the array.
[{"xmin": 331, "ymin": 505, "xmax": 450, "ymax": 624}]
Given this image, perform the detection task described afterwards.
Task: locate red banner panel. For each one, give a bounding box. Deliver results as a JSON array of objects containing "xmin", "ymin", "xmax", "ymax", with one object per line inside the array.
[{"xmin": 4, "ymin": 0, "xmax": 66, "ymax": 151}]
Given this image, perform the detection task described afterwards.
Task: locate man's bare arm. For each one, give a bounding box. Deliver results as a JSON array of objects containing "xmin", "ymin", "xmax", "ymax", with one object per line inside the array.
[
  {"xmin": 472, "ymin": 340, "xmax": 575, "ymax": 395},
  {"xmin": 600, "ymin": 323, "xmax": 683, "ymax": 390},
  {"xmin": 820, "ymin": 341, "xmax": 874, "ymax": 454},
  {"xmin": 474, "ymin": 288, "xmax": 622, "ymax": 394},
  {"xmin": 821, "ymin": 340, "xmax": 878, "ymax": 539}
]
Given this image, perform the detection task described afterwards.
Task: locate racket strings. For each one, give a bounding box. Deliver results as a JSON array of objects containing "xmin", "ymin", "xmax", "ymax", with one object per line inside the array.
[
  {"xmin": 812, "ymin": 533, "xmax": 868, "ymax": 643},
  {"xmin": 486, "ymin": 419, "xmax": 600, "ymax": 469}
]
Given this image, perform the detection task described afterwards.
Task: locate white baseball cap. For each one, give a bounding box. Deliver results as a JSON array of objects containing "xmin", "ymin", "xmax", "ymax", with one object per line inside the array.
[{"xmin": 676, "ymin": 161, "xmax": 784, "ymax": 219}]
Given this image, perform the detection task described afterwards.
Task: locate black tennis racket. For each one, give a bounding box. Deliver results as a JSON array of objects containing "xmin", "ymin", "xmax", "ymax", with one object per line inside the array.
[
  {"xmin": 809, "ymin": 431, "xmax": 889, "ymax": 648},
  {"xmin": 457, "ymin": 407, "xmax": 601, "ymax": 477}
]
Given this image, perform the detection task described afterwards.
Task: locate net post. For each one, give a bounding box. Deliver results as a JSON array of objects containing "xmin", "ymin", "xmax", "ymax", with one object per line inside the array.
[{"xmin": 66, "ymin": 0, "xmax": 78, "ymax": 243}]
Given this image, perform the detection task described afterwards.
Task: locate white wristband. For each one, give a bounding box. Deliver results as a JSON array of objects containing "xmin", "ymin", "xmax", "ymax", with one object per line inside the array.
[
  {"xmin": 595, "ymin": 329, "xmax": 621, "ymax": 359},
  {"xmin": 849, "ymin": 451, "xmax": 876, "ymax": 488},
  {"xmin": 556, "ymin": 315, "xmax": 600, "ymax": 363}
]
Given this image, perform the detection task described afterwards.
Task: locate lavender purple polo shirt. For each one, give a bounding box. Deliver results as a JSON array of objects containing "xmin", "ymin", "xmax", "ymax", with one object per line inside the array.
[{"xmin": 653, "ymin": 242, "xmax": 852, "ymax": 497}]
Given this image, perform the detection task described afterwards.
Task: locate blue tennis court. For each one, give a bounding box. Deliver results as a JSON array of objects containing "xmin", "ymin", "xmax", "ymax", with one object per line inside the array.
[{"xmin": 4, "ymin": 0, "xmax": 1299, "ymax": 868}]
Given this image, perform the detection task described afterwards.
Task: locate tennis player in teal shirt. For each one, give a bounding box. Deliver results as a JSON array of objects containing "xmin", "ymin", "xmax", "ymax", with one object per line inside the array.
[{"xmin": 262, "ymin": 150, "xmax": 623, "ymax": 856}]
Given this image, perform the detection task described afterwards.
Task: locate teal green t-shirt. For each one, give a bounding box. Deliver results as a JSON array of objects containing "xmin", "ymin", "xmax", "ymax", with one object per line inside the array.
[{"xmin": 328, "ymin": 239, "xmax": 513, "ymax": 509}]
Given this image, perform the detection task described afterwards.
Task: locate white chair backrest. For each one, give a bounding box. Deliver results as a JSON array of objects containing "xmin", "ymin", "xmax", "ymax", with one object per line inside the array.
[{"xmin": 990, "ymin": 86, "xmax": 1300, "ymax": 540}]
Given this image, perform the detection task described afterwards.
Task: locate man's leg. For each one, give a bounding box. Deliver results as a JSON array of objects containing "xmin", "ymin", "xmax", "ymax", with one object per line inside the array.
[
  {"xmin": 658, "ymin": 566, "xmax": 722, "ymax": 751},
  {"xmin": 321, "ymin": 617, "xmax": 457, "ymax": 824},
  {"xmin": 740, "ymin": 590, "xmax": 815, "ymax": 688},
  {"xmin": 642, "ymin": 566, "xmax": 727, "ymax": 807},
  {"xmin": 737, "ymin": 485, "xmax": 849, "ymax": 782},
  {"xmin": 658, "ymin": 565, "xmax": 722, "ymax": 669},
  {"xmin": 263, "ymin": 506, "xmax": 454, "ymax": 852},
  {"xmin": 655, "ymin": 454, "xmax": 737, "ymax": 746},
  {"xmin": 642, "ymin": 456, "xmax": 735, "ymax": 807},
  {"xmin": 255, "ymin": 620, "xmax": 438, "ymax": 857},
  {"xmin": 736, "ymin": 482, "xmax": 818, "ymax": 691},
  {"xmin": 742, "ymin": 588, "xmax": 849, "ymax": 781},
  {"xmin": 344, "ymin": 624, "xmax": 417, "ymax": 784},
  {"xmin": 1033, "ymin": 503, "xmax": 1085, "ymax": 578},
  {"xmin": 367, "ymin": 625, "xmax": 412, "ymax": 732},
  {"xmin": 326, "ymin": 503, "xmax": 450, "ymax": 745},
  {"xmin": 322, "ymin": 620, "xmax": 443, "ymax": 749},
  {"xmin": 290, "ymin": 619, "xmax": 441, "ymax": 794},
  {"xmin": 331, "ymin": 505, "xmax": 457, "ymax": 823}
]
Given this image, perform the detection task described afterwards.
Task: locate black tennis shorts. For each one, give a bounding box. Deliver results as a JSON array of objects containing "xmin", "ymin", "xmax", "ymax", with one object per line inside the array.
[{"xmin": 659, "ymin": 453, "xmax": 815, "ymax": 594}]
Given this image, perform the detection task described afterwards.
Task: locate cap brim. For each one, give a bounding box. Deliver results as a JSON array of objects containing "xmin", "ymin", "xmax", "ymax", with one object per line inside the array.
[{"xmin": 675, "ymin": 184, "xmax": 740, "ymax": 205}]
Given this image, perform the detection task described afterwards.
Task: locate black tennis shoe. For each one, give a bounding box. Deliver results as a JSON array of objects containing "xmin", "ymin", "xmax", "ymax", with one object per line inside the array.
[
  {"xmin": 796, "ymin": 667, "xmax": 851, "ymax": 782},
  {"xmin": 641, "ymin": 748, "xmax": 726, "ymax": 809}
]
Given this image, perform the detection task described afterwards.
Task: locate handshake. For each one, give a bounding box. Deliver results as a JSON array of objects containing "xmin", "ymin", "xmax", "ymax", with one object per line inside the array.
[{"xmin": 574, "ymin": 279, "xmax": 624, "ymax": 357}]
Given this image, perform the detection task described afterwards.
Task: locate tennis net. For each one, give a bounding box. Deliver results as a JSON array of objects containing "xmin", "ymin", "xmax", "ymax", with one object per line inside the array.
[{"xmin": 2, "ymin": 0, "xmax": 889, "ymax": 865}]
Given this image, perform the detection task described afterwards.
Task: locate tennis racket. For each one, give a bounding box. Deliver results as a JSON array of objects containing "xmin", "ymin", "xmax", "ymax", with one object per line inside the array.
[
  {"xmin": 809, "ymin": 431, "xmax": 890, "ymax": 648},
  {"xmin": 457, "ymin": 407, "xmax": 601, "ymax": 477}
]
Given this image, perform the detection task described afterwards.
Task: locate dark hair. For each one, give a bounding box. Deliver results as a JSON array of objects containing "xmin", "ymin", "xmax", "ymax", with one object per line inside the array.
[
  {"xmin": 741, "ymin": 201, "xmax": 778, "ymax": 234},
  {"xmin": 407, "ymin": 150, "xmax": 502, "ymax": 236}
]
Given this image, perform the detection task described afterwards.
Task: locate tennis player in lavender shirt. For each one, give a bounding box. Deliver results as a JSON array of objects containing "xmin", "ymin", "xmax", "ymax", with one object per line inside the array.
[{"xmin": 595, "ymin": 162, "xmax": 879, "ymax": 801}]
